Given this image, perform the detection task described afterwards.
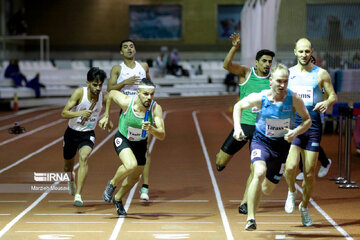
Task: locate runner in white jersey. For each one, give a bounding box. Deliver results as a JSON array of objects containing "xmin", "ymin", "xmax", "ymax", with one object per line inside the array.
[
  {"xmin": 107, "ymin": 39, "xmax": 153, "ymax": 201},
  {"xmin": 62, "ymin": 67, "xmax": 113, "ymax": 207}
]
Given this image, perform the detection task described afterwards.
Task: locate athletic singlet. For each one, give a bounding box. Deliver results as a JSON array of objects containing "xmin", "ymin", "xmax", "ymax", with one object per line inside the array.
[
  {"xmin": 254, "ymin": 89, "xmax": 294, "ymax": 143},
  {"xmin": 116, "ymin": 61, "xmax": 146, "ymax": 96},
  {"xmin": 68, "ymin": 87, "xmax": 102, "ymax": 131},
  {"xmin": 118, "ymin": 96, "xmax": 156, "ymax": 141},
  {"xmin": 288, "ymin": 65, "xmax": 322, "ymax": 130},
  {"xmin": 240, "ymin": 67, "xmax": 270, "ymax": 125}
]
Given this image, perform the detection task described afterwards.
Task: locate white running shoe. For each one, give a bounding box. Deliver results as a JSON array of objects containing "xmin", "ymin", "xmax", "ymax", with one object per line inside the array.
[
  {"xmin": 74, "ymin": 194, "xmax": 83, "ymax": 207},
  {"xmin": 299, "ymin": 201, "xmax": 313, "ymax": 226},
  {"xmin": 139, "ymin": 187, "xmax": 149, "ymax": 201},
  {"xmin": 296, "ymin": 172, "xmax": 304, "ymax": 181},
  {"xmin": 318, "ymin": 159, "xmax": 332, "ymax": 178},
  {"xmin": 285, "ymin": 189, "xmax": 297, "ymax": 213},
  {"xmin": 68, "ymin": 171, "xmax": 76, "ymax": 195}
]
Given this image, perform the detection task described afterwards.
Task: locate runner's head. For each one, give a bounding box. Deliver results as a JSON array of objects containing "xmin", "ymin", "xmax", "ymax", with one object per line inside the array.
[
  {"xmin": 137, "ymin": 78, "xmax": 156, "ymax": 108},
  {"xmin": 120, "ymin": 39, "xmax": 136, "ymax": 59},
  {"xmin": 255, "ymin": 49, "xmax": 275, "ymax": 76},
  {"xmin": 294, "ymin": 38, "xmax": 313, "ymax": 66},
  {"xmin": 86, "ymin": 67, "xmax": 106, "ymax": 96},
  {"xmin": 269, "ymin": 63, "xmax": 289, "ymax": 95}
]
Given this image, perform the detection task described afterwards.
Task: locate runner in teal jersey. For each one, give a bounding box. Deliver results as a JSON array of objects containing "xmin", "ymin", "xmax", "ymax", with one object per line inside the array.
[
  {"xmin": 99, "ymin": 78, "xmax": 165, "ymax": 216},
  {"xmin": 215, "ymin": 33, "xmax": 275, "ymax": 215}
]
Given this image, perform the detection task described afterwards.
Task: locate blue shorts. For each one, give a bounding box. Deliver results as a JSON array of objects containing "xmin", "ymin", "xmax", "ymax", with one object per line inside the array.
[
  {"xmin": 291, "ymin": 128, "xmax": 322, "ymax": 152},
  {"xmin": 250, "ymin": 138, "xmax": 290, "ymax": 184}
]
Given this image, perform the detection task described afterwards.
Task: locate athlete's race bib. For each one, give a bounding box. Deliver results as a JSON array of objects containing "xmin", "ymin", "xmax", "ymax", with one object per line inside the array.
[
  {"xmin": 265, "ymin": 118, "xmax": 290, "ymax": 138},
  {"xmin": 127, "ymin": 126, "xmax": 146, "ymax": 141},
  {"xmin": 291, "ymin": 86, "xmax": 313, "ymax": 106}
]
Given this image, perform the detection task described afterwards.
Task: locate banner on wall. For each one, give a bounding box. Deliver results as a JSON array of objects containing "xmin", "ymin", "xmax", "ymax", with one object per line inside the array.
[
  {"xmin": 217, "ymin": 5, "xmax": 243, "ymax": 40},
  {"xmin": 241, "ymin": 0, "xmax": 281, "ymax": 67},
  {"xmin": 129, "ymin": 5, "xmax": 182, "ymax": 40}
]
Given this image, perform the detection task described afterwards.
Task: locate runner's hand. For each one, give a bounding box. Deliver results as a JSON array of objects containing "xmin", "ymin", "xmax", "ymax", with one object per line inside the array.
[
  {"xmin": 230, "ymin": 33, "xmax": 241, "ymax": 48},
  {"xmin": 124, "ymin": 76, "xmax": 141, "ymax": 85},
  {"xmin": 98, "ymin": 116, "xmax": 109, "ymax": 130},
  {"xmin": 284, "ymin": 128, "xmax": 296, "ymax": 143},
  {"xmin": 233, "ymin": 127, "xmax": 246, "ymax": 141}
]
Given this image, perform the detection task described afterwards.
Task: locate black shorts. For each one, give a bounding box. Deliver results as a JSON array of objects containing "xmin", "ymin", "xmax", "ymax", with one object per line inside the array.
[
  {"xmin": 113, "ymin": 131, "xmax": 147, "ymax": 166},
  {"xmin": 220, "ymin": 124, "xmax": 255, "ymax": 155},
  {"xmin": 63, "ymin": 127, "xmax": 95, "ymax": 160}
]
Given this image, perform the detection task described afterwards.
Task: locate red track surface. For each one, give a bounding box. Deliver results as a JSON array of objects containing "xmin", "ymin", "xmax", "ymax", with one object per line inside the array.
[{"xmin": 0, "ymin": 95, "xmax": 359, "ymax": 240}]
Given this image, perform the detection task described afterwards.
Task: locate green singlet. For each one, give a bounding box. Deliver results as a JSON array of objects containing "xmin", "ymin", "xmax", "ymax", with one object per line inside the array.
[
  {"xmin": 239, "ymin": 67, "xmax": 270, "ymax": 125},
  {"xmin": 118, "ymin": 96, "xmax": 155, "ymax": 141}
]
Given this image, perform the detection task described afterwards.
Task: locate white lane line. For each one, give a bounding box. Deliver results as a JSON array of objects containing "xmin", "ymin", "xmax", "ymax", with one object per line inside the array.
[
  {"xmin": 243, "ymin": 230, "xmax": 331, "ymax": 234},
  {"xmin": 0, "ymin": 137, "xmax": 62, "ymax": 174},
  {"xmin": 0, "ymin": 118, "xmax": 66, "ymax": 147},
  {"xmin": 34, "ymin": 213, "xmax": 113, "ymax": 216},
  {"xmin": 48, "ymin": 200, "xmax": 104, "ymax": 202},
  {"xmin": 0, "ymin": 106, "xmax": 58, "ymax": 121},
  {"xmin": 295, "ymin": 184, "xmax": 354, "ymax": 240},
  {"xmin": 131, "ymin": 221, "xmax": 215, "ymax": 224},
  {"xmin": 237, "ymin": 221, "xmax": 322, "ymax": 225},
  {"xmin": 0, "ymin": 214, "xmax": 10, "ymax": 215},
  {"xmin": 134, "ymin": 213, "xmax": 212, "ymax": 216},
  {"xmin": 140, "ymin": 200, "xmax": 209, "ymax": 203},
  {"xmin": 0, "ymin": 109, "xmax": 59, "ymax": 131},
  {"xmin": 26, "ymin": 222, "xmax": 108, "ymax": 224},
  {"xmin": 128, "ymin": 231, "xmax": 217, "ymax": 233},
  {"xmin": 192, "ymin": 111, "xmax": 233, "ymax": 240},
  {"xmin": 16, "ymin": 231, "xmax": 103, "ymax": 233},
  {"xmin": 251, "ymin": 214, "xmax": 300, "ymax": 217},
  {"xmin": 0, "ymin": 201, "xmax": 27, "ymax": 203},
  {"xmin": 109, "ymin": 111, "xmax": 168, "ymax": 240},
  {"xmin": 221, "ymin": 111, "xmax": 233, "ymax": 125},
  {"xmin": 0, "ymin": 129, "xmax": 116, "ymax": 238},
  {"xmin": 229, "ymin": 200, "xmax": 300, "ymax": 203}
]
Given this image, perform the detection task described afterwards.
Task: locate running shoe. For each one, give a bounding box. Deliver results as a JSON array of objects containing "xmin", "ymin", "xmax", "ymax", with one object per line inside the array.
[
  {"xmin": 216, "ymin": 165, "xmax": 226, "ymax": 172},
  {"xmin": 238, "ymin": 203, "xmax": 248, "ymax": 215},
  {"xmin": 103, "ymin": 181, "xmax": 116, "ymax": 203},
  {"xmin": 113, "ymin": 197, "xmax": 126, "ymax": 216},
  {"xmin": 284, "ymin": 189, "xmax": 297, "ymax": 213},
  {"xmin": 296, "ymin": 172, "xmax": 304, "ymax": 181},
  {"xmin": 139, "ymin": 187, "xmax": 149, "ymax": 201},
  {"xmin": 74, "ymin": 194, "xmax": 83, "ymax": 207},
  {"xmin": 299, "ymin": 201, "xmax": 313, "ymax": 226},
  {"xmin": 245, "ymin": 219, "xmax": 257, "ymax": 231},
  {"xmin": 318, "ymin": 159, "xmax": 332, "ymax": 178},
  {"xmin": 68, "ymin": 171, "xmax": 76, "ymax": 196}
]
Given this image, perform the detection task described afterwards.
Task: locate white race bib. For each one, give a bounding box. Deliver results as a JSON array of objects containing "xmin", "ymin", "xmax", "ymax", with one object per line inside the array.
[
  {"xmin": 291, "ymin": 86, "xmax": 313, "ymax": 106},
  {"xmin": 265, "ymin": 118, "xmax": 290, "ymax": 138},
  {"xmin": 127, "ymin": 126, "xmax": 145, "ymax": 141}
]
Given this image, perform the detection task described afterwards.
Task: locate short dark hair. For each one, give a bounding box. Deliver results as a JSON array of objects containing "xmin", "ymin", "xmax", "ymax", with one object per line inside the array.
[
  {"xmin": 87, "ymin": 67, "xmax": 107, "ymax": 83},
  {"xmin": 120, "ymin": 39, "xmax": 135, "ymax": 50},
  {"xmin": 256, "ymin": 49, "xmax": 275, "ymax": 61},
  {"xmin": 139, "ymin": 78, "xmax": 156, "ymax": 88}
]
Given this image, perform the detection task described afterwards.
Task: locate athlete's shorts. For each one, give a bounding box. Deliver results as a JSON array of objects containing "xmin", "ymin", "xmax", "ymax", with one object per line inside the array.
[
  {"xmin": 63, "ymin": 127, "xmax": 95, "ymax": 160},
  {"xmin": 250, "ymin": 138, "xmax": 290, "ymax": 184},
  {"xmin": 291, "ymin": 128, "xmax": 322, "ymax": 152},
  {"xmin": 113, "ymin": 131, "xmax": 147, "ymax": 166},
  {"xmin": 220, "ymin": 124, "xmax": 255, "ymax": 155}
]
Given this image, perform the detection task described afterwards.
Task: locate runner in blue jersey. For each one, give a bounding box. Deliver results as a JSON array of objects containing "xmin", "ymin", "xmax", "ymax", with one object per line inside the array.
[
  {"xmin": 284, "ymin": 38, "xmax": 337, "ymax": 227},
  {"xmin": 233, "ymin": 63, "xmax": 311, "ymax": 230}
]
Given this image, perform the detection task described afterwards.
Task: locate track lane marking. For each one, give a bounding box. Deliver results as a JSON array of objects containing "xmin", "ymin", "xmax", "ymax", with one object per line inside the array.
[{"xmin": 193, "ymin": 111, "xmax": 234, "ymax": 240}]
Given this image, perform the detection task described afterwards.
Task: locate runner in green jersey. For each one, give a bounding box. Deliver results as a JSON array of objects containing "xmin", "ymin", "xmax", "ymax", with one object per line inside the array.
[
  {"xmin": 215, "ymin": 32, "xmax": 275, "ymax": 215},
  {"xmin": 99, "ymin": 78, "xmax": 165, "ymax": 216}
]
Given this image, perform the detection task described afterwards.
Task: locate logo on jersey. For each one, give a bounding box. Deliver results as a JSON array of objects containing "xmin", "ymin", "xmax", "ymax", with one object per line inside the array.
[
  {"xmin": 283, "ymin": 105, "xmax": 292, "ymax": 112},
  {"xmin": 115, "ymin": 137, "xmax": 123, "ymax": 147},
  {"xmin": 251, "ymin": 149, "xmax": 261, "ymax": 160}
]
